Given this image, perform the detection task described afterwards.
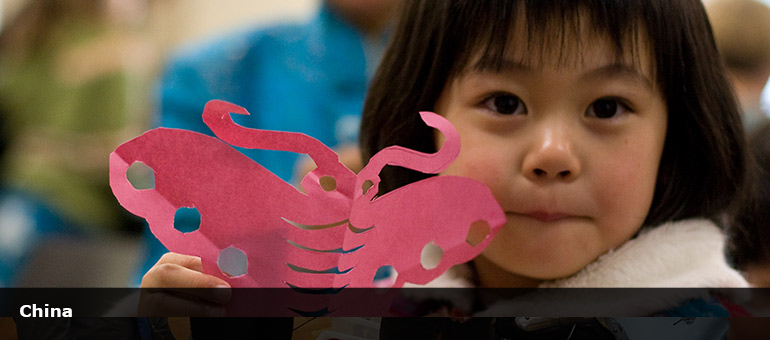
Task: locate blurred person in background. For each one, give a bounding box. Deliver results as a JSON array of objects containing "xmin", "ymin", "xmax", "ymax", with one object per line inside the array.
[
  {"xmin": 0, "ymin": 0, "xmax": 160, "ymax": 286},
  {"xmin": 707, "ymin": 0, "xmax": 770, "ymax": 134}
]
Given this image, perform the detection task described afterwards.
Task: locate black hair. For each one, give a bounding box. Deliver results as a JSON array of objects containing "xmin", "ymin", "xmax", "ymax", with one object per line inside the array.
[
  {"xmin": 360, "ymin": 0, "xmax": 747, "ymax": 228},
  {"xmin": 728, "ymin": 122, "xmax": 770, "ymax": 269}
]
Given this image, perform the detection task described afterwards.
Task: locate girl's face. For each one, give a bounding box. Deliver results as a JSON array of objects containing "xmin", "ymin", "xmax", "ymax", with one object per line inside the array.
[{"xmin": 436, "ymin": 29, "xmax": 668, "ymax": 286}]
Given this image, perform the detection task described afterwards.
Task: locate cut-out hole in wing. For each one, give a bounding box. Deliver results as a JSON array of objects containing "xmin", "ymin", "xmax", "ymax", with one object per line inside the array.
[
  {"xmin": 319, "ymin": 176, "xmax": 337, "ymax": 191},
  {"xmin": 362, "ymin": 180, "xmax": 374, "ymax": 196},
  {"xmin": 174, "ymin": 207, "xmax": 201, "ymax": 234},
  {"xmin": 218, "ymin": 246, "xmax": 248, "ymax": 278},
  {"xmin": 466, "ymin": 220, "xmax": 491, "ymax": 247},
  {"xmin": 420, "ymin": 242, "xmax": 443, "ymax": 270},
  {"xmin": 373, "ymin": 265, "xmax": 397, "ymax": 288},
  {"xmin": 127, "ymin": 161, "xmax": 155, "ymax": 190}
]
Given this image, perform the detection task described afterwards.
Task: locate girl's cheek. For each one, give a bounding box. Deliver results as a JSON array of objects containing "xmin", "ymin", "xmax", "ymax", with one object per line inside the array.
[
  {"xmin": 443, "ymin": 148, "xmax": 507, "ymax": 196},
  {"xmin": 595, "ymin": 153, "xmax": 658, "ymax": 225},
  {"xmin": 442, "ymin": 149, "xmax": 509, "ymax": 204}
]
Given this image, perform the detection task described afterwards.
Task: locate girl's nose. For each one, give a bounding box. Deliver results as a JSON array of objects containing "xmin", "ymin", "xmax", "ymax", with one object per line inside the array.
[{"xmin": 522, "ymin": 127, "xmax": 581, "ymax": 182}]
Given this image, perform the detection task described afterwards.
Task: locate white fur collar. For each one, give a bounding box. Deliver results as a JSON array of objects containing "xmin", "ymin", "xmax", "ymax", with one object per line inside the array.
[
  {"xmin": 420, "ymin": 218, "xmax": 747, "ymax": 288},
  {"xmin": 540, "ymin": 218, "xmax": 748, "ymax": 288},
  {"xmin": 410, "ymin": 218, "xmax": 748, "ymax": 315}
]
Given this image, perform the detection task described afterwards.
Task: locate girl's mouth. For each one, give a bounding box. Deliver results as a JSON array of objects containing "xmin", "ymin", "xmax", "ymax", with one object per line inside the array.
[{"xmin": 518, "ymin": 211, "xmax": 572, "ymax": 223}]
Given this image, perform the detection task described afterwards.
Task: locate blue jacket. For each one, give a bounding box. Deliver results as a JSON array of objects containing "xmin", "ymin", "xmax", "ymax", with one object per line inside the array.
[{"xmin": 136, "ymin": 4, "xmax": 385, "ymax": 284}]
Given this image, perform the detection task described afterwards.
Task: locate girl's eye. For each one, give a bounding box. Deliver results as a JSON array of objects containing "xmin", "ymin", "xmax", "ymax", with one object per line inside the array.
[
  {"xmin": 586, "ymin": 98, "xmax": 631, "ymax": 119},
  {"xmin": 483, "ymin": 93, "xmax": 526, "ymax": 115}
]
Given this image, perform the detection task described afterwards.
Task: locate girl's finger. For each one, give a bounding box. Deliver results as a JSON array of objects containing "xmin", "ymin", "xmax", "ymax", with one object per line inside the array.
[
  {"xmin": 141, "ymin": 257, "xmax": 232, "ymax": 304},
  {"xmin": 156, "ymin": 252, "xmax": 204, "ymax": 272}
]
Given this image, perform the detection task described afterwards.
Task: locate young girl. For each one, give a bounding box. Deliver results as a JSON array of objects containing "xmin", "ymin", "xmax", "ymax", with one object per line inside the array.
[
  {"xmin": 361, "ymin": 0, "xmax": 750, "ymax": 325},
  {"xmin": 142, "ymin": 0, "xmax": 750, "ymax": 324}
]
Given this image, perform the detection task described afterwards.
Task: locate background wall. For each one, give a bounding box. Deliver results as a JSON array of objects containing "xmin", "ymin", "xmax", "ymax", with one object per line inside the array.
[
  {"xmin": 147, "ymin": 0, "xmax": 319, "ymax": 49},
  {"xmin": 1, "ymin": 0, "xmax": 319, "ymax": 50}
]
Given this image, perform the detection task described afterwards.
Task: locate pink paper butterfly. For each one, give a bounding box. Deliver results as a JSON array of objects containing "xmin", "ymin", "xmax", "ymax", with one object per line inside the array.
[{"xmin": 110, "ymin": 100, "xmax": 505, "ymax": 313}]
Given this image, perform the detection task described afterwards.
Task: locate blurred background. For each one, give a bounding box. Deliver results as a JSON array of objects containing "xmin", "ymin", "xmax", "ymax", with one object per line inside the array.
[
  {"xmin": 0, "ymin": 0, "xmax": 318, "ymax": 288},
  {"xmin": 0, "ymin": 0, "xmax": 767, "ymax": 287}
]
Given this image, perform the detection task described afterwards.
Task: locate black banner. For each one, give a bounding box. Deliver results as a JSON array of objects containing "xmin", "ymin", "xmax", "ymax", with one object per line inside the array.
[{"xmin": 2, "ymin": 288, "xmax": 768, "ymax": 317}]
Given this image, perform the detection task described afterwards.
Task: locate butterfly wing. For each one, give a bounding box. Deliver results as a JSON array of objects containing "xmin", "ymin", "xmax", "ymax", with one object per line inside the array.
[{"xmin": 346, "ymin": 176, "xmax": 505, "ymax": 287}]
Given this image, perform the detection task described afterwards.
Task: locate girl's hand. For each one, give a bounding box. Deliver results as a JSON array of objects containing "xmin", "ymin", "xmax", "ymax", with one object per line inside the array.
[{"xmin": 139, "ymin": 252, "xmax": 231, "ymax": 316}]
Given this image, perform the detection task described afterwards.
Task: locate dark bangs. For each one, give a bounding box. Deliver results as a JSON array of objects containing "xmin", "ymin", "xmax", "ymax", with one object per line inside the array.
[
  {"xmin": 451, "ymin": 1, "xmax": 646, "ymax": 77},
  {"xmin": 361, "ymin": 0, "xmax": 747, "ymax": 227}
]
